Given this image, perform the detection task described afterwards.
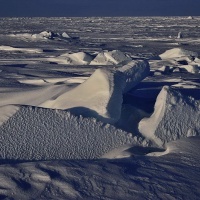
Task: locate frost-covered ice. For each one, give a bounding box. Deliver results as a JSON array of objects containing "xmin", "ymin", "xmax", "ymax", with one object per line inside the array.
[
  {"xmin": 119, "ymin": 60, "xmax": 150, "ymax": 93},
  {"xmin": 139, "ymin": 86, "xmax": 200, "ymax": 146}
]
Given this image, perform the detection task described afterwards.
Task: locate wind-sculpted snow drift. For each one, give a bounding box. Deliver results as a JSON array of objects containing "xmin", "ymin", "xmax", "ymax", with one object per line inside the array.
[
  {"xmin": 0, "ymin": 60, "xmax": 150, "ymax": 160},
  {"xmin": 0, "ymin": 61, "xmax": 149, "ymax": 124},
  {"xmin": 139, "ymin": 86, "xmax": 200, "ymax": 146},
  {"xmin": 0, "ymin": 107, "xmax": 139, "ymax": 160},
  {"xmin": 47, "ymin": 50, "xmax": 132, "ymax": 65},
  {"xmin": 41, "ymin": 68, "xmax": 125, "ymax": 123},
  {"xmin": 159, "ymin": 48, "xmax": 198, "ymax": 60}
]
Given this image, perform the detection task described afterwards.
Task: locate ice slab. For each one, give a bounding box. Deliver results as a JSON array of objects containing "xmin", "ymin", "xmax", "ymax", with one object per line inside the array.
[{"xmin": 139, "ymin": 86, "xmax": 200, "ymax": 146}]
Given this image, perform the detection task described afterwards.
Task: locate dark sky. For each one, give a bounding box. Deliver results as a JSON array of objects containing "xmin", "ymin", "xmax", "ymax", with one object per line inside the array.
[{"xmin": 0, "ymin": 0, "xmax": 200, "ymax": 17}]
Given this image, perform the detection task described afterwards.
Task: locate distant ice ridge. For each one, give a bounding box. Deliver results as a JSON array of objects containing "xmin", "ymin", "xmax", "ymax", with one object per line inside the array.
[
  {"xmin": 90, "ymin": 50, "xmax": 132, "ymax": 65},
  {"xmin": 139, "ymin": 86, "xmax": 200, "ymax": 147},
  {"xmin": 159, "ymin": 48, "xmax": 198, "ymax": 59},
  {"xmin": 0, "ymin": 106, "xmax": 142, "ymax": 160},
  {"xmin": 0, "ymin": 45, "xmax": 43, "ymax": 53},
  {"xmin": 10, "ymin": 31, "xmax": 73, "ymax": 40},
  {"xmin": 46, "ymin": 50, "xmax": 132, "ymax": 65}
]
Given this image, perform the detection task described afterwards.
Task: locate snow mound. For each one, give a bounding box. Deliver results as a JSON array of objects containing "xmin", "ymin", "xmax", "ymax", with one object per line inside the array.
[
  {"xmin": 46, "ymin": 52, "xmax": 94, "ymax": 65},
  {"xmin": 63, "ymin": 52, "xmax": 94, "ymax": 64},
  {"xmin": 62, "ymin": 32, "xmax": 71, "ymax": 38},
  {"xmin": 159, "ymin": 48, "xmax": 198, "ymax": 60},
  {"xmin": 41, "ymin": 68, "xmax": 125, "ymax": 123},
  {"xmin": 139, "ymin": 86, "xmax": 200, "ymax": 146},
  {"xmin": 90, "ymin": 50, "xmax": 131, "ymax": 65},
  {"xmin": 46, "ymin": 50, "xmax": 132, "ymax": 65},
  {"xmin": 0, "ymin": 106, "xmax": 137, "ymax": 160},
  {"xmin": 118, "ymin": 60, "xmax": 150, "ymax": 93},
  {"xmin": 32, "ymin": 31, "xmax": 59, "ymax": 39},
  {"xmin": 0, "ymin": 45, "xmax": 43, "ymax": 53},
  {"xmin": 179, "ymin": 65, "xmax": 199, "ymax": 74}
]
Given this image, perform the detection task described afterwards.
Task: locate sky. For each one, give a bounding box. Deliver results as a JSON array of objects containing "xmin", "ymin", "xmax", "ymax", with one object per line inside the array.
[{"xmin": 0, "ymin": 0, "xmax": 200, "ymax": 17}]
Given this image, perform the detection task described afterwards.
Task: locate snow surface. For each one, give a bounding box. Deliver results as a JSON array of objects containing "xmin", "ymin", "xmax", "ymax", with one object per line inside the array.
[
  {"xmin": 0, "ymin": 17, "xmax": 200, "ymax": 199},
  {"xmin": 0, "ymin": 137, "xmax": 199, "ymax": 199},
  {"xmin": 0, "ymin": 106, "xmax": 140, "ymax": 160},
  {"xmin": 0, "ymin": 45, "xmax": 43, "ymax": 53}
]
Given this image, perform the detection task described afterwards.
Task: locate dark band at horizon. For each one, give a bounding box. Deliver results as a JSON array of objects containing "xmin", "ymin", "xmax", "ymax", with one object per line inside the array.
[{"xmin": 0, "ymin": 0, "xmax": 199, "ymax": 17}]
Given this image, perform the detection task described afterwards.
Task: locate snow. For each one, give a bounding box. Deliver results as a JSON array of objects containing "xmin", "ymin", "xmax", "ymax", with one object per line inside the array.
[
  {"xmin": 0, "ymin": 137, "xmax": 199, "ymax": 199},
  {"xmin": 0, "ymin": 106, "xmax": 139, "ymax": 160},
  {"xmin": 41, "ymin": 68, "xmax": 125, "ymax": 123},
  {"xmin": 90, "ymin": 50, "xmax": 131, "ymax": 65},
  {"xmin": 0, "ymin": 17, "xmax": 200, "ymax": 199},
  {"xmin": 49, "ymin": 51, "xmax": 94, "ymax": 65},
  {"xmin": 179, "ymin": 64, "xmax": 199, "ymax": 74},
  {"xmin": 139, "ymin": 86, "xmax": 200, "ymax": 146},
  {"xmin": 46, "ymin": 50, "xmax": 131, "ymax": 65},
  {"xmin": 0, "ymin": 45, "xmax": 43, "ymax": 53},
  {"xmin": 62, "ymin": 32, "xmax": 71, "ymax": 38},
  {"xmin": 159, "ymin": 48, "xmax": 198, "ymax": 59}
]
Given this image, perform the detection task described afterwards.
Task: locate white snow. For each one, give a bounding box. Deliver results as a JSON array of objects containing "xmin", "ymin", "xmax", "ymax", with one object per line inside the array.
[
  {"xmin": 118, "ymin": 60, "xmax": 150, "ymax": 93},
  {"xmin": 139, "ymin": 86, "xmax": 200, "ymax": 146},
  {"xmin": 0, "ymin": 137, "xmax": 199, "ymax": 199},
  {"xmin": 90, "ymin": 50, "xmax": 131, "ymax": 65},
  {"xmin": 0, "ymin": 106, "xmax": 138, "ymax": 160},
  {"xmin": 47, "ymin": 51, "xmax": 94, "ymax": 65},
  {"xmin": 0, "ymin": 45, "xmax": 43, "ymax": 53},
  {"xmin": 159, "ymin": 48, "xmax": 198, "ymax": 59},
  {"xmin": 46, "ymin": 50, "xmax": 131, "ymax": 65},
  {"xmin": 0, "ymin": 17, "xmax": 200, "ymax": 200},
  {"xmin": 61, "ymin": 32, "xmax": 71, "ymax": 38},
  {"xmin": 41, "ymin": 68, "xmax": 125, "ymax": 123},
  {"xmin": 179, "ymin": 64, "xmax": 199, "ymax": 74}
]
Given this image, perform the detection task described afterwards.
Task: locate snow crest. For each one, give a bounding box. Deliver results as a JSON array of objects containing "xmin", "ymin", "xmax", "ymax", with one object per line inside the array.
[{"xmin": 139, "ymin": 86, "xmax": 200, "ymax": 146}]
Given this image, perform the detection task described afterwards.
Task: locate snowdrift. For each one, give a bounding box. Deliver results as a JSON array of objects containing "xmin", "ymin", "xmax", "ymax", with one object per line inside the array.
[
  {"xmin": 41, "ymin": 68, "xmax": 125, "ymax": 123},
  {"xmin": 47, "ymin": 50, "xmax": 131, "ymax": 65},
  {"xmin": 0, "ymin": 45, "xmax": 43, "ymax": 53},
  {"xmin": 9, "ymin": 31, "xmax": 73, "ymax": 40},
  {"xmin": 139, "ymin": 86, "xmax": 200, "ymax": 146},
  {"xmin": 159, "ymin": 48, "xmax": 198, "ymax": 60},
  {"xmin": 179, "ymin": 65, "xmax": 199, "ymax": 74},
  {"xmin": 48, "ymin": 52, "xmax": 94, "ymax": 65},
  {"xmin": 0, "ymin": 106, "xmax": 137, "ymax": 160},
  {"xmin": 90, "ymin": 50, "xmax": 132, "ymax": 65}
]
